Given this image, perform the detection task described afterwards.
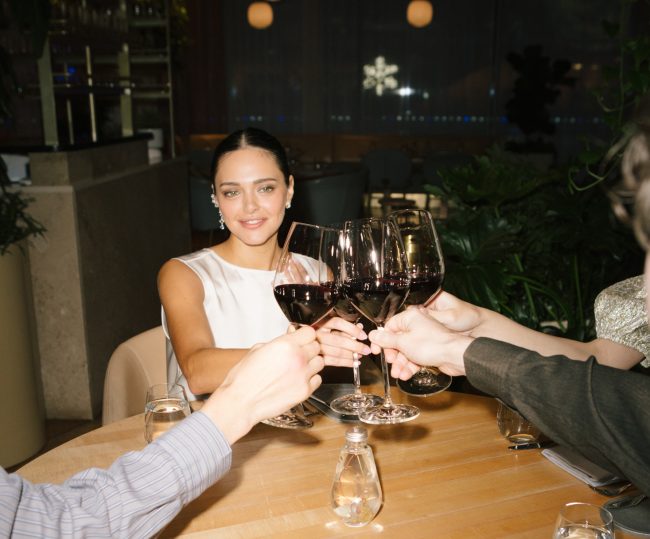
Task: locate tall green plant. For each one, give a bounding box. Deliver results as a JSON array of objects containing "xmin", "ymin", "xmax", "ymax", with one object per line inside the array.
[
  {"xmin": 426, "ymin": 148, "xmax": 642, "ymax": 340},
  {"xmin": 0, "ymin": 162, "xmax": 45, "ymax": 255},
  {"xmin": 0, "ymin": 0, "xmax": 49, "ymax": 254}
]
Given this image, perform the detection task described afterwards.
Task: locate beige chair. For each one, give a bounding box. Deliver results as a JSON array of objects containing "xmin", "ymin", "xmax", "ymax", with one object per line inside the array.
[{"xmin": 102, "ymin": 326, "xmax": 167, "ymax": 425}]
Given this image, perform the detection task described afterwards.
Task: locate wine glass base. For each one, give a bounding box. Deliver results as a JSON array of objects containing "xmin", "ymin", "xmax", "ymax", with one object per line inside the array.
[
  {"xmin": 330, "ymin": 393, "xmax": 383, "ymax": 415},
  {"xmin": 397, "ymin": 368, "xmax": 452, "ymax": 397},
  {"xmin": 358, "ymin": 403, "xmax": 420, "ymax": 425},
  {"xmin": 261, "ymin": 410, "xmax": 313, "ymax": 429}
]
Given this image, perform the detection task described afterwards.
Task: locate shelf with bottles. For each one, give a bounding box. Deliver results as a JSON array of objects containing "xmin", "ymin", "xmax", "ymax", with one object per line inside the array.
[
  {"xmin": 49, "ymin": 1, "xmax": 129, "ymax": 54},
  {"xmin": 127, "ymin": 0, "xmax": 175, "ymax": 158},
  {"xmin": 39, "ymin": 2, "xmax": 132, "ymax": 148},
  {"xmin": 130, "ymin": 52, "xmax": 169, "ymax": 64}
]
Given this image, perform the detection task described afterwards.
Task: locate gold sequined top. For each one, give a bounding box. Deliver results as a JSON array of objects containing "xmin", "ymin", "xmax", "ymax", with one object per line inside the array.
[{"xmin": 594, "ymin": 275, "xmax": 650, "ymax": 367}]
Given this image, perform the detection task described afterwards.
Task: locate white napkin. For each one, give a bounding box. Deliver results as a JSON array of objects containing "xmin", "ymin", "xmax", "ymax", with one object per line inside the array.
[{"xmin": 541, "ymin": 446, "xmax": 623, "ymax": 487}]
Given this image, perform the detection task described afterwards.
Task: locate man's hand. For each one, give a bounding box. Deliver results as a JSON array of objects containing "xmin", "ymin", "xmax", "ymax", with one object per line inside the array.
[
  {"xmin": 202, "ymin": 327, "xmax": 324, "ymax": 443},
  {"xmin": 368, "ymin": 308, "xmax": 472, "ymax": 378}
]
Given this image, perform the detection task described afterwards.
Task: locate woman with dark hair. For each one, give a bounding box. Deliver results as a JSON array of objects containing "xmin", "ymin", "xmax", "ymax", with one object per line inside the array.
[{"xmin": 158, "ymin": 128, "xmax": 368, "ymax": 401}]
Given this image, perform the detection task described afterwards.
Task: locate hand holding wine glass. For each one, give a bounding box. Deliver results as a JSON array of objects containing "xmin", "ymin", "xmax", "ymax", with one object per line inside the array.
[
  {"xmin": 341, "ymin": 218, "xmax": 419, "ymax": 424},
  {"xmin": 328, "ymin": 296, "xmax": 384, "ymax": 415},
  {"xmin": 389, "ymin": 209, "xmax": 452, "ymax": 397},
  {"xmin": 269, "ymin": 222, "xmax": 340, "ymax": 428}
]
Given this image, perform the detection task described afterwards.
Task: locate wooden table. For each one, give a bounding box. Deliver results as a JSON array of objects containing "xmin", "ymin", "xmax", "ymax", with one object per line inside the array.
[{"xmin": 18, "ymin": 391, "xmax": 628, "ymax": 538}]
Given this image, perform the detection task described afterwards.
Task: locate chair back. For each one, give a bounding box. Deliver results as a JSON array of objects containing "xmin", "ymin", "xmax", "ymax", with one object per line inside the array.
[
  {"xmin": 422, "ymin": 152, "xmax": 473, "ymax": 188},
  {"xmin": 189, "ymin": 176, "xmax": 221, "ymax": 232},
  {"xmin": 293, "ymin": 167, "xmax": 367, "ymax": 226},
  {"xmin": 102, "ymin": 326, "xmax": 167, "ymax": 425},
  {"xmin": 188, "ymin": 149, "xmax": 213, "ymax": 178},
  {"xmin": 362, "ymin": 148, "xmax": 413, "ymax": 193}
]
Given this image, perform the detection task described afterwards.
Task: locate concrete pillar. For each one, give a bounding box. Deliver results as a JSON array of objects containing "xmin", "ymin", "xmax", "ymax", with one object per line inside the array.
[{"xmin": 24, "ymin": 139, "xmax": 190, "ymax": 419}]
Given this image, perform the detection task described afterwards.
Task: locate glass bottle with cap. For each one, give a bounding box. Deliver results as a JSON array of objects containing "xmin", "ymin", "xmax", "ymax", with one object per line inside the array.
[{"xmin": 330, "ymin": 426, "xmax": 383, "ymax": 527}]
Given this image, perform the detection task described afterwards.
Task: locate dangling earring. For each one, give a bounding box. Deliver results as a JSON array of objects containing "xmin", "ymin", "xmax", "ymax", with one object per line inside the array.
[
  {"xmin": 286, "ymin": 201, "xmax": 292, "ymax": 209},
  {"xmin": 210, "ymin": 185, "xmax": 218, "ymax": 208},
  {"xmin": 210, "ymin": 185, "xmax": 225, "ymax": 230}
]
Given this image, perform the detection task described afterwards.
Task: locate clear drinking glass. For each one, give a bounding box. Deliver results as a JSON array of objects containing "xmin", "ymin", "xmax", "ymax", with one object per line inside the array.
[
  {"xmin": 553, "ymin": 502, "xmax": 614, "ymax": 538},
  {"xmin": 389, "ymin": 208, "xmax": 452, "ymax": 397},
  {"xmin": 269, "ymin": 222, "xmax": 341, "ymax": 429},
  {"xmin": 341, "ymin": 218, "xmax": 419, "ymax": 424},
  {"xmin": 496, "ymin": 400, "xmax": 541, "ymax": 447},
  {"xmin": 144, "ymin": 383, "xmax": 191, "ymax": 443}
]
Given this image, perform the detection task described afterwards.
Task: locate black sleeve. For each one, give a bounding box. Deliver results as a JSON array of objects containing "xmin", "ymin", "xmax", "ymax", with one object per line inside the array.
[{"xmin": 464, "ymin": 337, "xmax": 650, "ymax": 496}]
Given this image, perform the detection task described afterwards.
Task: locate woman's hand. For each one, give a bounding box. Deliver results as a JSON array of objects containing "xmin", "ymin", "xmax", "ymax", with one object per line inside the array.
[
  {"xmin": 425, "ymin": 291, "xmax": 483, "ymax": 335},
  {"xmin": 314, "ymin": 316, "xmax": 371, "ymax": 368}
]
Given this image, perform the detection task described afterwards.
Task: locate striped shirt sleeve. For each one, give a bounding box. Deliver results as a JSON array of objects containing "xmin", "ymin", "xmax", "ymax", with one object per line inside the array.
[{"xmin": 0, "ymin": 411, "xmax": 232, "ymax": 538}]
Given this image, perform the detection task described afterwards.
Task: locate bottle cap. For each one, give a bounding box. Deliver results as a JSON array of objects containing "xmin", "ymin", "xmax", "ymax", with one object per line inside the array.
[{"xmin": 345, "ymin": 426, "xmax": 368, "ymax": 443}]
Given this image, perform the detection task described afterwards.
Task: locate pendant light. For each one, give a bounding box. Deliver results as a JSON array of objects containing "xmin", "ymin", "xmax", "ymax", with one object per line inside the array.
[
  {"xmin": 247, "ymin": 1, "xmax": 273, "ymax": 30},
  {"xmin": 406, "ymin": 0, "xmax": 434, "ymax": 28}
]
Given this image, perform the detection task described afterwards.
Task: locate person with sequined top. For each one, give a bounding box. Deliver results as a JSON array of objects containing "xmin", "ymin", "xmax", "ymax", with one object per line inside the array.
[
  {"xmin": 387, "ymin": 282, "xmax": 647, "ymax": 372},
  {"xmin": 594, "ymin": 274, "xmax": 650, "ymax": 368}
]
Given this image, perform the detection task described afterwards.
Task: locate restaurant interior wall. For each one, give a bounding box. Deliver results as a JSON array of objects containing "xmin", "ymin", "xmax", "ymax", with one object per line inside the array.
[{"xmin": 176, "ymin": 0, "xmax": 631, "ymax": 165}]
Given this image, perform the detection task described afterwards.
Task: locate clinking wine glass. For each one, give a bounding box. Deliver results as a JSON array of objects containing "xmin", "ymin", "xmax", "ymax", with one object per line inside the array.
[
  {"xmin": 270, "ymin": 222, "xmax": 340, "ymax": 428},
  {"xmin": 389, "ymin": 209, "xmax": 453, "ymax": 397},
  {"xmin": 341, "ymin": 218, "xmax": 419, "ymax": 425},
  {"xmin": 325, "ymin": 221, "xmax": 383, "ymax": 416}
]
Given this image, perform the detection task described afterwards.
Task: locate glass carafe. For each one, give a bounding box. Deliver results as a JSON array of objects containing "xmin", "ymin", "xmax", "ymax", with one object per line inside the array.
[{"xmin": 330, "ymin": 426, "xmax": 382, "ymax": 527}]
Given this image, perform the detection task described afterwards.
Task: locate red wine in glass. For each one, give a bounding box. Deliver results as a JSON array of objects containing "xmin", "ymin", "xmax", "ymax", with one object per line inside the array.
[
  {"xmin": 403, "ymin": 272, "xmax": 444, "ymax": 307},
  {"xmin": 341, "ymin": 276, "xmax": 410, "ymax": 327},
  {"xmin": 274, "ymin": 282, "xmax": 337, "ymax": 327},
  {"xmin": 269, "ymin": 222, "xmax": 342, "ymax": 428},
  {"xmin": 341, "ymin": 218, "xmax": 419, "ymax": 425}
]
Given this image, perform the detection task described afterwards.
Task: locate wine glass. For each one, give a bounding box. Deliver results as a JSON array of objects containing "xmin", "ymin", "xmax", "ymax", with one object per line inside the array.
[
  {"xmin": 389, "ymin": 209, "xmax": 453, "ymax": 397},
  {"xmin": 553, "ymin": 502, "xmax": 614, "ymax": 538},
  {"xmin": 341, "ymin": 218, "xmax": 419, "ymax": 424},
  {"xmin": 269, "ymin": 222, "xmax": 340, "ymax": 428}
]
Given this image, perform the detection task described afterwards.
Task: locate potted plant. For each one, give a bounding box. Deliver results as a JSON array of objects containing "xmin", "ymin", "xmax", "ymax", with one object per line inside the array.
[
  {"xmin": 0, "ymin": 160, "xmax": 48, "ymax": 467},
  {"xmin": 0, "ymin": 0, "xmax": 49, "ymax": 467},
  {"xmin": 425, "ymin": 147, "xmax": 642, "ymax": 341}
]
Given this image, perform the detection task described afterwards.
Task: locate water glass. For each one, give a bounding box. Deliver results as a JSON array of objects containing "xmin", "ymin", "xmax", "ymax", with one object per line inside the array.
[
  {"xmin": 144, "ymin": 383, "xmax": 191, "ymax": 443},
  {"xmin": 496, "ymin": 400, "xmax": 541, "ymax": 446},
  {"xmin": 553, "ymin": 502, "xmax": 614, "ymax": 538}
]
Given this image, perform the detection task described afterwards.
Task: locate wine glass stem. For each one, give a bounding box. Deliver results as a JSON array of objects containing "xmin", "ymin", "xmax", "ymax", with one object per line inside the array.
[
  {"xmin": 376, "ymin": 327, "xmax": 394, "ymax": 407},
  {"xmin": 352, "ymin": 360, "xmax": 362, "ymax": 395}
]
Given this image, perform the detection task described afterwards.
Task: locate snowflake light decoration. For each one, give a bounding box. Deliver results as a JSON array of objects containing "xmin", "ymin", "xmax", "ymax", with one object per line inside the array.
[{"xmin": 363, "ymin": 56, "xmax": 399, "ymax": 96}]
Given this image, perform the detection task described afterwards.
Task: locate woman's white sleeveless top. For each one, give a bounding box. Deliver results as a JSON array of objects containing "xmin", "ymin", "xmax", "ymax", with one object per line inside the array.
[{"xmin": 162, "ymin": 248, "xmax": 290, "ymax": 400}]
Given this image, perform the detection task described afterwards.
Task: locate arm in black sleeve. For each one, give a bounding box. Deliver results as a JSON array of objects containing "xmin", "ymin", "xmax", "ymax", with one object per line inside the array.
[{"xmin": 464, "ymin": 337, "xmax": 650, "ymax": 496}]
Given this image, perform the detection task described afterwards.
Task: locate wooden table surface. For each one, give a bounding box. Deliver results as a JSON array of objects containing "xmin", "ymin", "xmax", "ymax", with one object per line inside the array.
[{"xmin": 19, "ymin": 390, "xmax": 629, "ymax": 538}]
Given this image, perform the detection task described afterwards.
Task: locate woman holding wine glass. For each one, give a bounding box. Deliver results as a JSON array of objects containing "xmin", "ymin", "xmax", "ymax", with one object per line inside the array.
[
  {"xmin": 269, "ymin": 222, "xmax": 343, "ymax": 427},
  {"xmin": 340, "ymin": 217, "xmax": 420, "ymax": 424},
  {"xmin": 158, "ymin": 128, "xmax": 370, "ymax": 426},
  {"xmin": 389, "ymin": 209, "xmax": 452, "ymax": 397}
]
